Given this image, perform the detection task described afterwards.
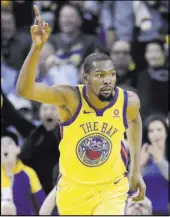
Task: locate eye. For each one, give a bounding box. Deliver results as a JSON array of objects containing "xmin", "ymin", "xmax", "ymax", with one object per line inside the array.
[
  {"xmin": 111, "ymin": 72, "xmax": 115, "ymax": 76},
  {"xmin": 96, "ymin": 74, "xmax": 103, "ymax": 78}
]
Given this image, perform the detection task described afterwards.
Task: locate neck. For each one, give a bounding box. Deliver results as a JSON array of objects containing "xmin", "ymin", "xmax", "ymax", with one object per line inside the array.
[{"xmin": 86, "ymin": 86, "xmax": 114, "ymax": 109}]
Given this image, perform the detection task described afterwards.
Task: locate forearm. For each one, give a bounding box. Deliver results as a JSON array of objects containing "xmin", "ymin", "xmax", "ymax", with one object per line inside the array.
[
  {"xmin": 127, "ymin": 113, "xmax": 142, "ymax": 173},
  {"xmin": 16, "ymin": 44, "xmax": 43, "ymax": 97},
  {"xmin": 39, "ymin": 186, "xmax": 56, "ymax": 215},
  {"xmin": 156, "ymin": 159, "xmax": 169, "ymax": 180}
]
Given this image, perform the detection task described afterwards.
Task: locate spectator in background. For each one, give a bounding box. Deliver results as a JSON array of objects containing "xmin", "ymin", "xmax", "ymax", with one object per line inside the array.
[
  {"xmin": 20, "ymin": 104, "xmax": 61, "ymax": 195},
  {"xmin": 11, "ymin": 0, "xmax": 34, "ymax": 32},
  {"xmin": 49, "ymin": 2, "xmax": 106, "ymax": 85},
  {"xmin": 5, "ymin": 95, "xmax": 35, "ymax": 146},
  {"xmin": 103, "ymin": 1, "xmax": 168, "ymax": 71},
  {"xmin": 125, "ymin": 197, "xmax": 153, "ymax": 215},
  {"xmin": 136, "ymin": 41, "xmax": 168, "ymax": 119},
  {"xmin": 7, "ymin": 95, "xmax": 34, "ymax": 123},
  {"xmin": 1, "ymin": 130, "xmax": 46, "ymax": 215},
  {"xmin": 1, "ymin": 54, "xmax": 17, "ymax": 95},
  {"xmin": 141, "ymin": 114, "xmax": 169, "ymax": 215},
  {"xmin": 70, "ymin": 0, "xmax": 100, "ymax": 36},
  {"xmin": 35, "ymin": 1, "xmax": 69, "ymax": 33},
  {"xmin": 1, "ymin": 200, "xmax": 16, "ymax": 215},
  {"xmin": 1, "ymin": 7, "xmax": 31, "ymax": 71},
  {"xmin": 110, "ymin": 41, "xmax": 137, "ymax": 88},
  {"xmin": 1, "ymin": 90, "xmax": 35, "ymax": 139}
]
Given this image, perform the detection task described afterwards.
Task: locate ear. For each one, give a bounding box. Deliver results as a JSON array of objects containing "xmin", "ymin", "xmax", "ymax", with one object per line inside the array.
[{"xmin": 83, "ymin": 73, "xmax": 89, "ymax": 84}]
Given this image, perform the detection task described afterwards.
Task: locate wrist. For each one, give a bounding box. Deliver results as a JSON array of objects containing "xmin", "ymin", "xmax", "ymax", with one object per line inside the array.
[
  {"xmin": 131, "ymin": 165, "xmax": 141, "ymax": 174},
  {"xmin": 31, "ymin": 43, "xmax": 44, "ymax": 51}
]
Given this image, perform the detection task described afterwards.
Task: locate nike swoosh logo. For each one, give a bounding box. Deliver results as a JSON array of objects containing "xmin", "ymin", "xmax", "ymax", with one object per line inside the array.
[
  {"xmin": 114, "ymin": 172, "xmax": 128, "ymax": 184},
  {"xmin": 83, "ymin": 110, "xmax": 93, "ymax": 114},
  {"xmin": 114, "ymin": 178, "xmax": 121, "ymax": 184}
]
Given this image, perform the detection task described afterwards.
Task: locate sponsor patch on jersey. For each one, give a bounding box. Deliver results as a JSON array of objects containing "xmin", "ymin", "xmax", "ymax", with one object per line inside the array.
[{"xmin": 76, "ymin": 133, "xmax": 112, "ymax": 167}]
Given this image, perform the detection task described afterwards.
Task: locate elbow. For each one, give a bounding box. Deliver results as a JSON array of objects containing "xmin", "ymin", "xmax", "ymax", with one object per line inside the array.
[
  {"xmin": 16, "ymin": 85, "xmax": 26, "ymax": 97},
  {"xmin": 16, "ymin": 84, "xmax": 31, "ymax": 99},
  {"xmin": 16, "ymin": 86, "xmax": 23, "ymax": 96}
]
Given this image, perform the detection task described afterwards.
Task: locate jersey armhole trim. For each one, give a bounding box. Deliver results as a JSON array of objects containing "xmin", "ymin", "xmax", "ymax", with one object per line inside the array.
[
  {"xmin": 123, "ymin": 90, "xmax": 128, "ymax": 129},
  {"xmin": 60, "ymin": 86, "xmax": 82, "ymax": 127}
]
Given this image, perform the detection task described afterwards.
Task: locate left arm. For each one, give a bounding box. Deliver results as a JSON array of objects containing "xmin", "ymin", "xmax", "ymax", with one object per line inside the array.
[
  {"xmin": 126, "ymin": 91, "xmax": 142, "ymax": 174},
  {"xmin": 126, "ymin": 91, "xmax": 146, "ymax": 201}
]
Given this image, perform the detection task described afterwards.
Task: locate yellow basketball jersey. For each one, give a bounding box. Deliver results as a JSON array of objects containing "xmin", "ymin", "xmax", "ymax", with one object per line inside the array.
[{"xmin": 59, "ymin": 85, "xmax": 128, "ymax": 184}]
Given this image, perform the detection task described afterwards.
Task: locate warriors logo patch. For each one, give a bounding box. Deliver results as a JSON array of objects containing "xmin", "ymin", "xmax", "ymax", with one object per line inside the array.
[{"xmin": 76, "ymin": 133, "xmax": 112, "ymax": 167}]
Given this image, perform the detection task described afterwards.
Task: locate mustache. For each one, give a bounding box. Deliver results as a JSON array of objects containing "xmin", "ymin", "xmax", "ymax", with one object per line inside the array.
[{"xmin": 100, "ymin": 85, "xmax": 113, "ymax": 91}]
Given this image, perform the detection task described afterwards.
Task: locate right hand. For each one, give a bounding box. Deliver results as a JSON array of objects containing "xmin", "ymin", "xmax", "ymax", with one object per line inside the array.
[
  {"xmin": 140, "ymin": 143, "xmax": 150, "ymax": 167},
  {"xmin": 30, "ymin": 5, "xmax": 50, "ymax": 48},
  {"xmin": 1, "ymin": 201, "xmax": 16, "ymax": 215}
]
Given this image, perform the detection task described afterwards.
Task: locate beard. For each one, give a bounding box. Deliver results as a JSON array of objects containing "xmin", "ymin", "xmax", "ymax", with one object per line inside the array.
[{"xmin": 98, "ymin": 93, "xmax": 114, "ymax": 102}]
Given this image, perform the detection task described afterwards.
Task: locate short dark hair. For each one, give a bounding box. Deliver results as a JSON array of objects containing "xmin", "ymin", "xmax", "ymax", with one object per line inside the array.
[
  {"xmin": 60, "ymin": 2, "xmax": 83, "ymax": 20},
  {"xmin": 83, "ymin": 52, "xmax": 113, "ymax": 74},
  {"xmin": 1, "ymin": 130, "xmax": 19, "ymax": 146},
  {"xmin": 145, "ymin": 40, "xmax": 165, "ymax": 52}
]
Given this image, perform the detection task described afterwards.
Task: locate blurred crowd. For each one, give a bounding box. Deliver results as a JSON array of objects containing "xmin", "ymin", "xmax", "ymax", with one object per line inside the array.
[{"xmin": 1, "ymin": 0, "xmax": 169, "ymax": 215}]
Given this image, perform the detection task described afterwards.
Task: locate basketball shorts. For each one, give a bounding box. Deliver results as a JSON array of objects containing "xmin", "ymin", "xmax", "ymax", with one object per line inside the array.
[{"xmin": 56, "ymin": 173, "xmax": 129, "ymax": 215}]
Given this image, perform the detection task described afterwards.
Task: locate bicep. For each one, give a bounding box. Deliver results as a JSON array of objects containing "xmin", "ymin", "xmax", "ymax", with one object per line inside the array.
[{"xmin": 29, "ymin": 83, "xmax": 66, "ymax": 105}]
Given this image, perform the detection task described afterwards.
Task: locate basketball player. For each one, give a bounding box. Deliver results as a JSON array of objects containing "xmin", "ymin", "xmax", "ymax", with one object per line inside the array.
[{"xmin": 16, "ymin": 5, "xmax": 146, "ymax": 215}]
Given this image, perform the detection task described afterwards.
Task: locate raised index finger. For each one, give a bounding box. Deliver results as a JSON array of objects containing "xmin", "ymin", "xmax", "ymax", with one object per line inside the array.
[{"xmin": 34, "ymin": 5, "xmax": 41, "ymax": 19}]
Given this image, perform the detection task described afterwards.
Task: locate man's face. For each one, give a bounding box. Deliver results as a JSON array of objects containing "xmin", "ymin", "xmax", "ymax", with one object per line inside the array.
[
  {"xmin": 110, "ymin": 41, "xmax": 131, "ymax": 75},
  {"xmin": 145, "ymin": 43, "xmax": 165, "ymax": 67},
  {"xmin": 1, "ymin": 137, "xmax": 20, "ymax": 165},
  {"xmin": 39, "ymin": 104, "xmax": 58, "ymax": 130},
  {"xmin": 59, "ymin": 5, "xmax": 82, "ymax": 34},
  {"xmin": 1, "ymin": 12, "xmax": 15, "ymax": 40},
  {"xmin": 126, "ymin": 198, "xmax": 152, "ymax": 215},
  {"xmin": 87, "ymin": 60, "xmax": 116, "ymax": 102}
]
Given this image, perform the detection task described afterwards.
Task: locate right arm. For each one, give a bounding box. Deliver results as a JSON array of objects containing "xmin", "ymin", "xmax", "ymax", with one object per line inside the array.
[{"xmin": 16, "ymin": 5, "xmax": 68, "ymax": 105}]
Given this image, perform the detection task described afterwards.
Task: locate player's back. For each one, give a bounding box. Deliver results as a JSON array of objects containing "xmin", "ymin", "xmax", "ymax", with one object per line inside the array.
[{"xmin": 59, "ymin": 85, "xmax": 128, "ymax": 184}]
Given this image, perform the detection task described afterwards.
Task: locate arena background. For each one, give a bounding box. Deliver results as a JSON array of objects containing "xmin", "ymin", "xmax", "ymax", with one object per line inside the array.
[{"xmin": 1, "ymin": 0, "xmax": 169, "ymax": 216}]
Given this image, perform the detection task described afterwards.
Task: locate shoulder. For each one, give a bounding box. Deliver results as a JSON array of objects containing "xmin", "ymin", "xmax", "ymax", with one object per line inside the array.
[
  {"xmin": 53, "ymin": 85, "xmax": 79, "ymax": 98},
  {"xmin": 125, "ymin": 91, "xmax": 140, "ymax": 122},
  {"xmin": 23, "ymin": 165, "xmax": 38, "ymax": 179},
  {"xmin": 127, "ymin": 91, "xmax": 140, "ymax": 109},
  {"xmin": 53, "ymin": 85, "xmax": 80, "ymax": 112}
]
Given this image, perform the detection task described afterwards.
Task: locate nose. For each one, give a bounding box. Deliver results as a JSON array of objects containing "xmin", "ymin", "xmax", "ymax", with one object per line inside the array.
[{"xmin": 103, "ymin": 76, "xmax": 112, "ymax": 84}]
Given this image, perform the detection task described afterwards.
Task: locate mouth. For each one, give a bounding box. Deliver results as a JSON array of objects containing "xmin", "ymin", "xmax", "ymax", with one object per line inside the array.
[
  {"xmin": 153, "ymin": 138, "xmax": 162, "ymax": 143},
  {"xmin": 101, "ymin": 90, "xmax": 112, "ymax": 95},
  {"xmin": 100, "ymin": 86, "xmax": 112, "ymax": 93},
  {"xmin": 46, "ymin": 118, "xmax": 53, "ymax": 123}
]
